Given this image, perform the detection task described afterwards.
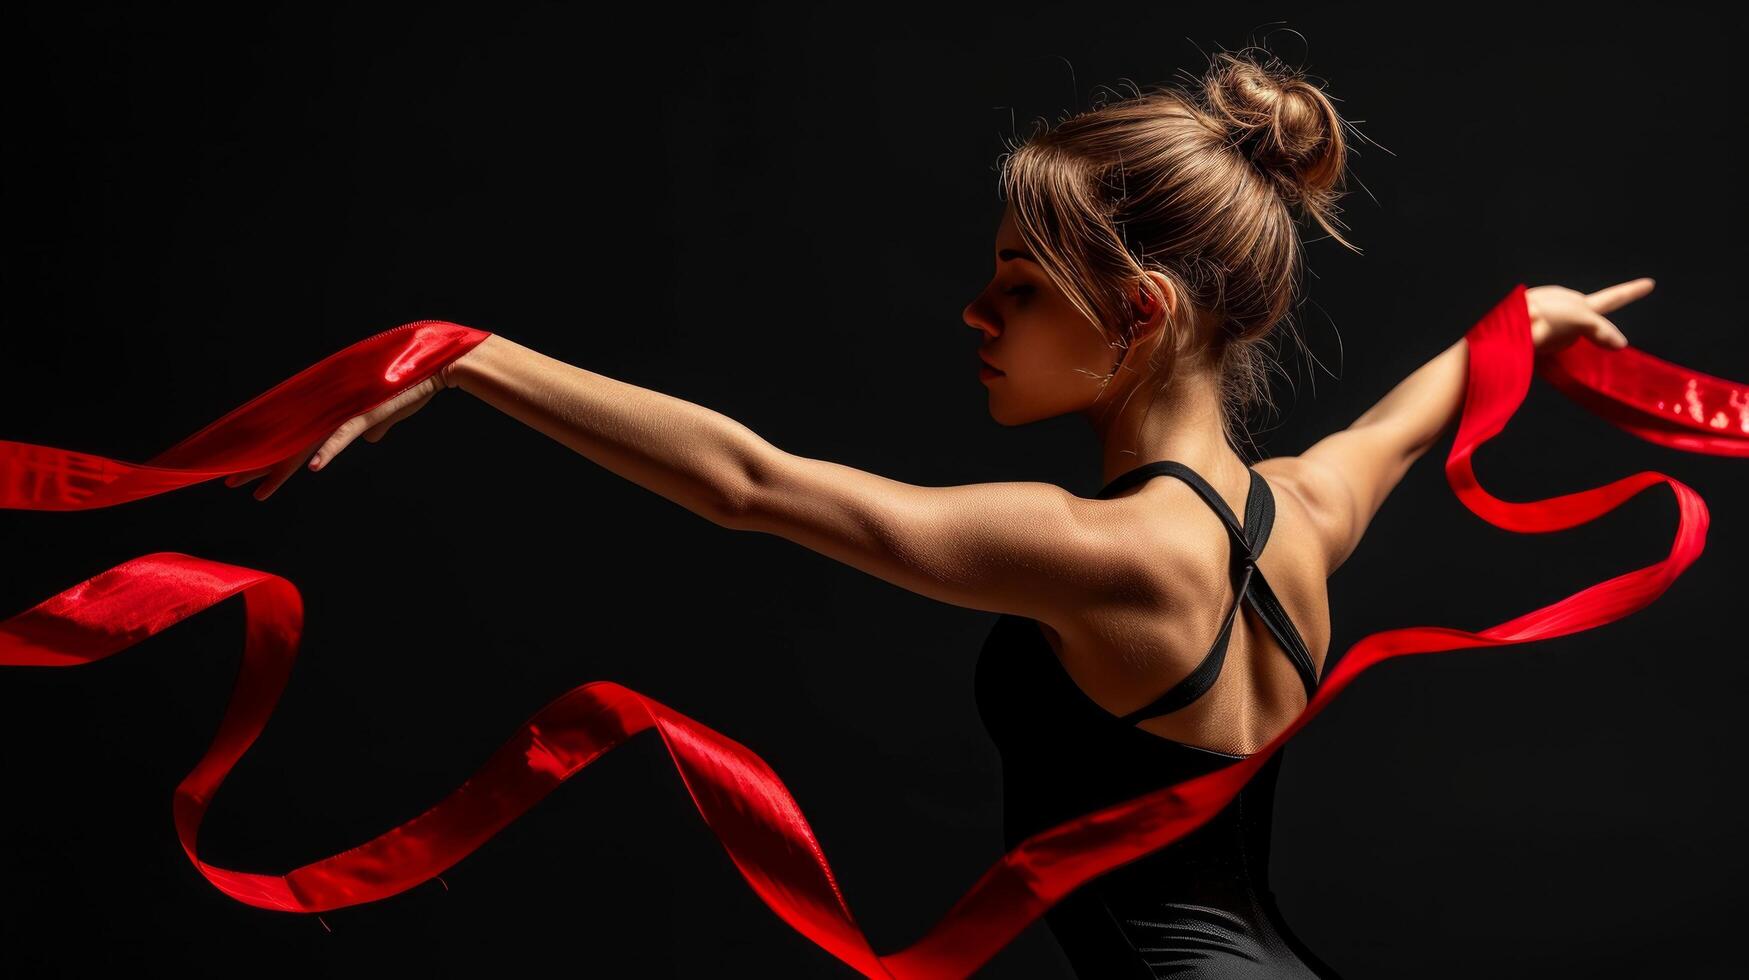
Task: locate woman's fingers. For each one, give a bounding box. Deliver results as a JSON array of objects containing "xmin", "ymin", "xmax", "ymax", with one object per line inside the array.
[
  {"xmin": 224, "ymin": 467, "xmax": 272, "ymax": 488},
  {"xmin": 232, "ymin": 376, "xmax": 445, "ymax": 499},
  {"xmin": 1588, "ymin": 312, "xmax": 1629, "ymax": 349},
  {"xmin": 1587, "ymin": 277, "xmax": 1655, "ymax": 313},
  {"xmin": 310, "ymin": 378, "xmax": 440, "ymax": 471},
  {"xmin": 253, "ymin": 440, "xmax": 321, "ymax": 501},
  {"xmin": 308, "ymin": 415, "xmax": 373, "ymax": 473},
  {"xmin": 360, "ymin": 394, "xmax": 427, "ymax": 444},
  {"xmin": 1581, "ymin": 278, "xmax": 1650, "ymax": 349}
]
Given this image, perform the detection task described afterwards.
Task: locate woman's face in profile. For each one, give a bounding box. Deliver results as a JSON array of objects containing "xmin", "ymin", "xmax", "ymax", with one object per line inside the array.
[{"xmin": 963, "ymin": 204, "xmax": 1124, "ymax": 425}]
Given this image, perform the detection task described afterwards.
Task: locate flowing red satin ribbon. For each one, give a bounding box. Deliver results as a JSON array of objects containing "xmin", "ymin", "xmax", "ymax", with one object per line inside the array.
[{"xmin": 2, "ymin": 285, "xmax": 1742, "ymax": 977}]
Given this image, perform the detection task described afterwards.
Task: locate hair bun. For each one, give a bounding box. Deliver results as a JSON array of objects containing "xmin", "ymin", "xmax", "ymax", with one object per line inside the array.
[{"xmin": 1201, "ymin": 49, "xmax": 1346, "ymax": 209}]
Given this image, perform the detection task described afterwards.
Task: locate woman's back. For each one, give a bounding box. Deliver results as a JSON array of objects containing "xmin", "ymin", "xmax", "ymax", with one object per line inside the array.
[{"xmin": 974, "ymin": 458, "xmax": 1343, "ymax": 978}]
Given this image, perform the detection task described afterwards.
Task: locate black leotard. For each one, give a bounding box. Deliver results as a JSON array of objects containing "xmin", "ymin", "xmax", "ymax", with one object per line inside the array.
[{"xmin": 974, "ymin": 460, "xmax": 1343, "ymax": 979}]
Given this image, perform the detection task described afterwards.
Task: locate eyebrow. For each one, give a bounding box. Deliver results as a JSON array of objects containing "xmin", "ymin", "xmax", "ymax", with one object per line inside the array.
[{"xmin": 998, "ymin": 248, "xmax": 1038, "ymax": 264}]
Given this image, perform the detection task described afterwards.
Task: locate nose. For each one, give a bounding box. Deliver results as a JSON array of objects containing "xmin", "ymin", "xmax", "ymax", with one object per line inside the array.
[{"xmin": 963, "ymin": 293, "xmax": 998, "ymax": 338}]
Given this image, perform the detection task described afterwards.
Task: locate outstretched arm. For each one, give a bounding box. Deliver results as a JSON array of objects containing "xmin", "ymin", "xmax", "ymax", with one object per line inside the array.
[
  {"xmin": 446, "ymin": 334, "xmax": 760, "ymax": 525},
  {"xmin": 445, "ymin": 333, "xmax": 1160, "ymax": 623},
  {"xmin": 1288, "ymin": 280, "xmax": 1648, "ymax": 576},
  {"xmin": 1288, "ymin": 334, "xmax": 1469, "ymax": 576}
]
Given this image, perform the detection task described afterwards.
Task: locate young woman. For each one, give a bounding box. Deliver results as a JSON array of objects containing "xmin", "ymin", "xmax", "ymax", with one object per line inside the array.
[{"xmin": 216, "ymin": 49, "xmax": 1647, "ymax": 978}]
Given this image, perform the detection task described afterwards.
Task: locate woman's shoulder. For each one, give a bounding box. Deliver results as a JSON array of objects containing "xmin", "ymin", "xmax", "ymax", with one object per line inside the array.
[{"xmin": 1251, "ymin": 456, "xmax": 1344, "ymax": 581}]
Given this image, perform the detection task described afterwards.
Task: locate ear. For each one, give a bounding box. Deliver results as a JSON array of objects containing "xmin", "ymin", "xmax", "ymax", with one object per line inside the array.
[{"xmin": 1128, "ymin": 271, "xmax": 1178, "ymax": 338}]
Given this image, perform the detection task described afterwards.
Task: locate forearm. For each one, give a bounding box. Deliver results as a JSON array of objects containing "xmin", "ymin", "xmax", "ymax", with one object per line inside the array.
[
  {"xmin": 1351, "ymin": 335, "xmax": 1469, "ymax": 460},
  {"xmin": 445, "ymin": 333, "xmax": 771, "ymax": 524}
]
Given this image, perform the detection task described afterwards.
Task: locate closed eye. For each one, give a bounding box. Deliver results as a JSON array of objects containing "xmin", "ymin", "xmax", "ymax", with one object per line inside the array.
[{"xmin": 1004, "ymin": 285, "xmax": 1034, "ymax": 298}]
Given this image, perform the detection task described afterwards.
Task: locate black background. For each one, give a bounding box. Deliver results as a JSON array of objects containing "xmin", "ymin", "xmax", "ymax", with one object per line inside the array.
[{"xmin": 4, "ymin": 2, "xmax": 1746, "ymax": 977}]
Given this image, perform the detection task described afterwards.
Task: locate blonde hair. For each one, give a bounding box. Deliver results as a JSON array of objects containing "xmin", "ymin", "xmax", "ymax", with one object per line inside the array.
[{"xmin": 994, "ymin": 45, "xmax": 1360, "ymax": 458}]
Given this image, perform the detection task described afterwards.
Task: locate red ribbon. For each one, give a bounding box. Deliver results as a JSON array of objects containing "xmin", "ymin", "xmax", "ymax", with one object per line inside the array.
[{"xmin": 2, "ymin": 285, "xmax": 1743, "ymax": 977}]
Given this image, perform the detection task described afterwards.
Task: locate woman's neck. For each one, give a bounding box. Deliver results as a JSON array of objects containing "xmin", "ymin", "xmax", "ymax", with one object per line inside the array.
[{"xmin": 1085, "ymin": 362, "xmax": 1242, "ymax": 490}]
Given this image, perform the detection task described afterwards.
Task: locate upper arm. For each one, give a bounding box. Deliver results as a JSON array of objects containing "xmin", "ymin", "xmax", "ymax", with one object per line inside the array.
[
  {"xmin": 1281, "ymin": 421, "xmax": 1421, "ymax": 575},
  {"xmin": 718, "ymin": 450, "xmax": 1161, "ymax": 622}
]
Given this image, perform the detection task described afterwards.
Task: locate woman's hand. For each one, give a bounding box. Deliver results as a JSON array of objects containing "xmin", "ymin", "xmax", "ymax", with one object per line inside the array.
[
  {"xmin": 225, "ymin": 361, "xmax": 460, "ymax": 501},
  {"xmin": 1526, "ymin": 278, "xmax": 1654, "ymax": 356}
]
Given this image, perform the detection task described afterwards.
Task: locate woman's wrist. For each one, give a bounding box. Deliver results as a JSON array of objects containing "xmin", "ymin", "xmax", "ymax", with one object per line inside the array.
[
  {"xmin": 1524, "ymin": 293, "xmax": 1548, "ymax": 350},
  {"xmin": 439, "ymin": 334, "xmax": 502, "ymax": 390}
]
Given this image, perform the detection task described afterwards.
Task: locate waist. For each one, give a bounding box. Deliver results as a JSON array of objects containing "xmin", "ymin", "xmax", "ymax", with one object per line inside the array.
[
  {"xmin": 1046, "ymin": 879, "xmax": 1327, "ymax": 980},
  {"xmin": 995, "ymin": 753, "xmax": 1283, "ymax": 904}
]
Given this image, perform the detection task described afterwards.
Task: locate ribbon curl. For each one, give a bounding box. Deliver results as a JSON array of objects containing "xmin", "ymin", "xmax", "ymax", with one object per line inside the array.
[{"xmin": 2, "ymin": 285, "xmax": 1743, "ymax": 977}]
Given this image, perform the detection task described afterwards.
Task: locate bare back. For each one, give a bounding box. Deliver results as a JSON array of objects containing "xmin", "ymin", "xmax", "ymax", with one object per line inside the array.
[{"xmin": 1030, "ymin": 457, "xmax": 1332, "ymax": 757}]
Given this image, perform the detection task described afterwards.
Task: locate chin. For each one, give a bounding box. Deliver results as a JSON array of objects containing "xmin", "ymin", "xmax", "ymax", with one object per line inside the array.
[
  {"xmin": 987, "ymin": 388, "xmax": 1079, "ymax": 426},
  {"xmin": 985, "ymin": 397, "xmax": 1040, "ymax": 427}
]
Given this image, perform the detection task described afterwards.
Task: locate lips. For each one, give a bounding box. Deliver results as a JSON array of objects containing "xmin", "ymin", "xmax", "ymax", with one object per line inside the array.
[{"xmin": 977, "ymin": 351, "xmax": 1003, "ymax": 373}]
